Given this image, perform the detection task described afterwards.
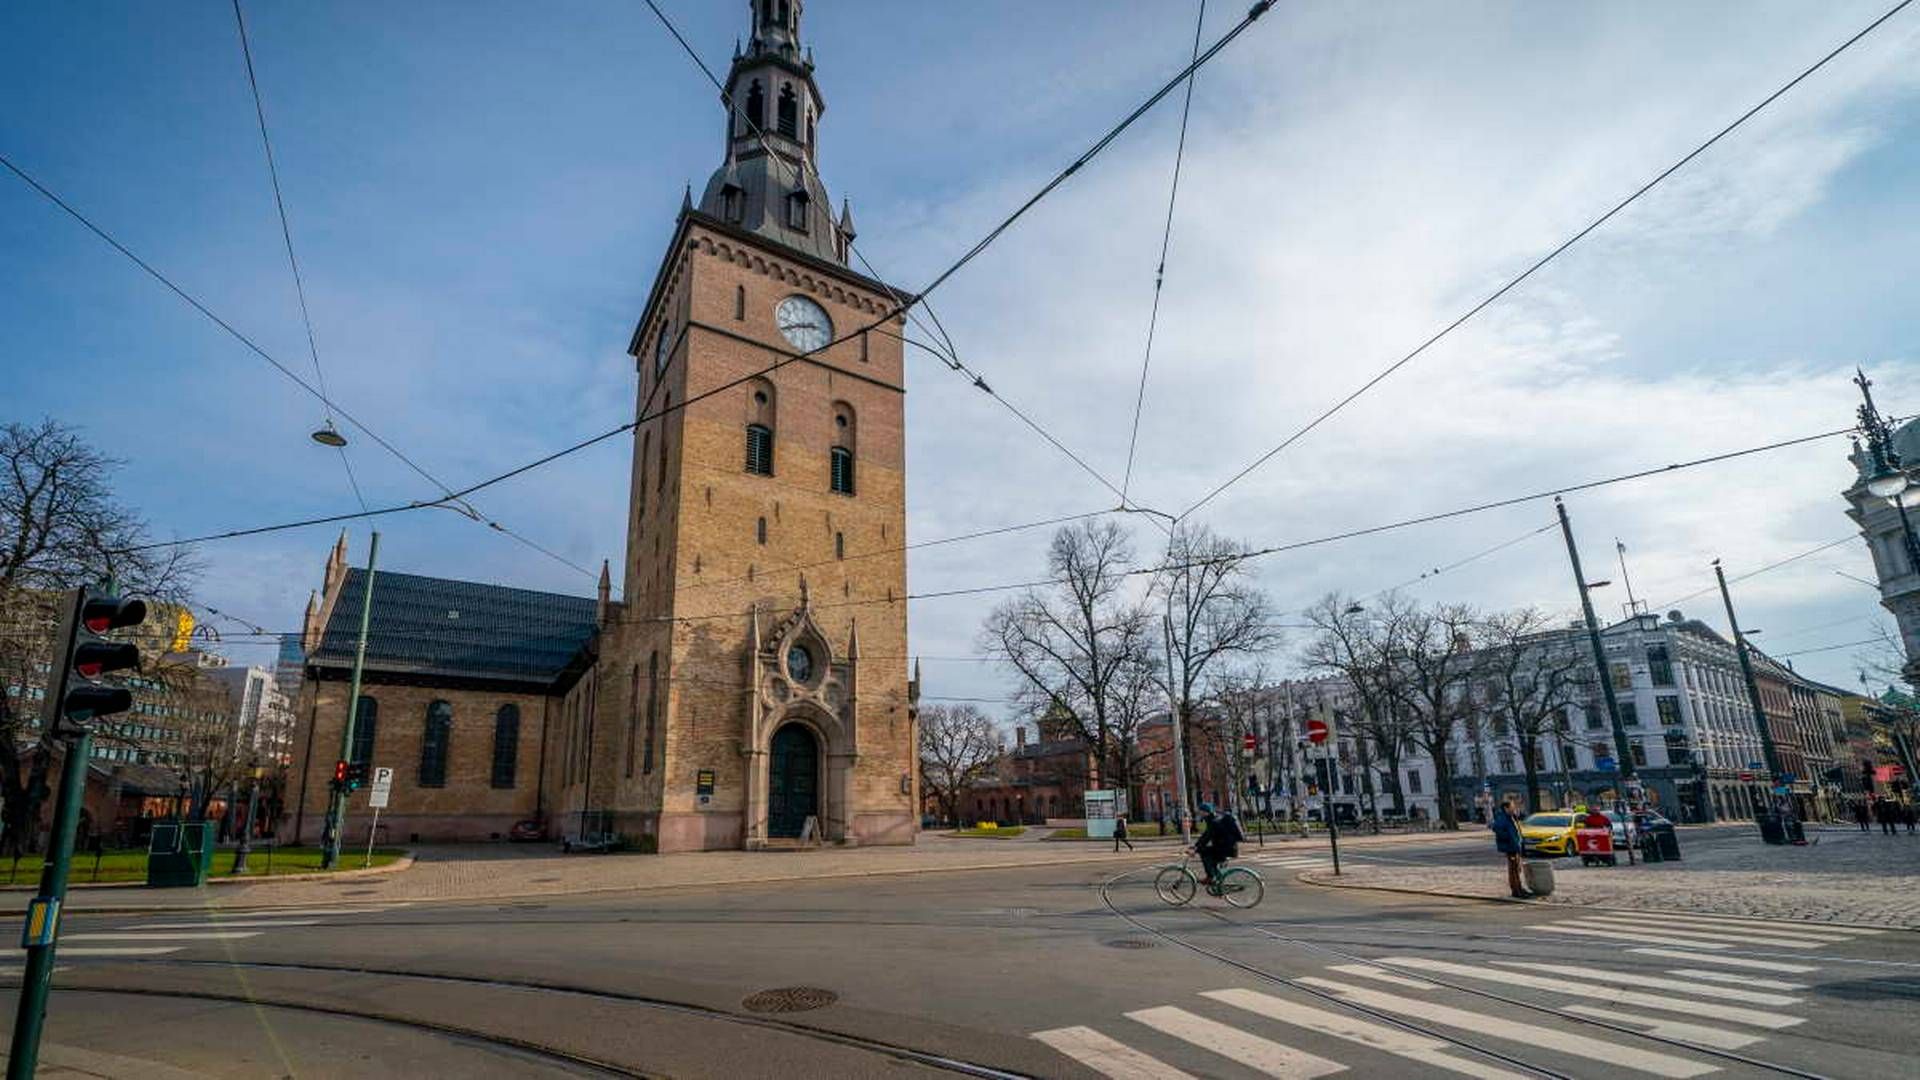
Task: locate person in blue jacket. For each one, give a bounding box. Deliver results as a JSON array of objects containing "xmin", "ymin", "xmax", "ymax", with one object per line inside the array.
[{"xmin": 1490, "ymin": 798, "xmax": 1531, "ymax": 899}]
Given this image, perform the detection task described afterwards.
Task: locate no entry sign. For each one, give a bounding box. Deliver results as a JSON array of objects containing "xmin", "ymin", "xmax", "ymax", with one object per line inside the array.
[{"xmin": 1306, "ymin": 718, "xmax": 1330, "ymax": 744}]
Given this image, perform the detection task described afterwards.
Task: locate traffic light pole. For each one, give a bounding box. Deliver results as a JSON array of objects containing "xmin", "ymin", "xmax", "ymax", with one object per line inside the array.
[
  {"xmin": 321, "ymin": 531, "xmax": 379, "ymax": 870},
  {"xmin": 1715, "ymin": 561, "xmax": 1787, "ymax": 813}
]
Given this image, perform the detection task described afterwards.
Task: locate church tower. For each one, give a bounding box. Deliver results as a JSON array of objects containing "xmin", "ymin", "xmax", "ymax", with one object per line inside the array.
[{"xmin": 558, "ymin": 0, "xmax": 915, "ymax": 852}]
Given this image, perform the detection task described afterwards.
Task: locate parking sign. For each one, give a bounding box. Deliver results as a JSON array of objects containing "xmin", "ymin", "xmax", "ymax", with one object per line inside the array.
[{"xmin": 369, "ymin": 767, "xmax": 394, "ymax": 809}]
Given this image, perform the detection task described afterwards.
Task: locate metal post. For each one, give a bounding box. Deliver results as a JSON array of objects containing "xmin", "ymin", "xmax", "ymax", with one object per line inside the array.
[
  {"xmin": 1162, "ymin": 613, "xmax": 1192, "ymax": 845},
  {"xmin": 364, "ymin": 807, "xmax": 381, "ymax": 869},
  {"xmin": 231, "ymin": 768, "xmax": 261, "ymax": 875},
  {"xmin": 1557, "ymin": 499, "xmax": 1635, "ymax": 782},
  {"xmin": 1324, "ymin": 708, "xmax": 1342, "ymax": 875},
  {"xmin": 1715, "ymin": 561, "xmax": 1787, "ymax": 804},
  {"xmin": 321, "ymin": 531, "xmax": 379, "ymax": 870}
]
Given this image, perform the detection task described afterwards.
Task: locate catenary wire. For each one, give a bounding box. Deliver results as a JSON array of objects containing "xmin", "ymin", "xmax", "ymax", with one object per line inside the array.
[
  {"xmin": 1121, "ymin": 0, "xmax": 1207, "ymax": 503},
  {"xmin": 1651, "ymin": 533, "xmax": 1861, "ymax": 611},
  {"xmin": 1177, "ymin": 0, "xmax": 1916, "ymax": 522}
]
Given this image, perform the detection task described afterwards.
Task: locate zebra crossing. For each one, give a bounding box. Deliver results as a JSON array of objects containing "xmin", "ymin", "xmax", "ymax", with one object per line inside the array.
[
  {"xmin": 1242, "ymin": 852, "xmax": 1337, "ymax": 874},
  {"xmin": 1036, "ymin": 913, "xmax": 1878, "ymax": 1077},
  {"xmin": 35, "ymin": 905, "xmax": 408, "ymax": 962},
  {"xmin": 1534, "ymin": 908, "xmax": 1882, "ymax": 953}
]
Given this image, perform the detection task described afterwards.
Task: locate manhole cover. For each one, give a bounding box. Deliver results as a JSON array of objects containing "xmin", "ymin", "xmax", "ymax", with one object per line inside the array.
[
  {"xmin": 1102, "ymin": 938, "xmax": 1157, "ymax": 950},
  {"xmin": 742, "ymin": 987, "xmax": 838, "ymax": 1013}
]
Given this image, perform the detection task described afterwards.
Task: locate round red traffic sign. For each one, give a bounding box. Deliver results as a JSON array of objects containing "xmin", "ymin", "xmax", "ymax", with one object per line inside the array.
[
  {"xmin": 1243, "ymin": 733, "xmax": 1257, "ymax": 752},
  {"xmin": 1306, "ymin": 718, "xmax": 1329, "ymax": 744}
]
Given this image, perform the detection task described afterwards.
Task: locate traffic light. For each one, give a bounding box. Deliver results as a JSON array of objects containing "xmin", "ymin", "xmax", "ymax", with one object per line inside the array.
[
  {"xmin": 333, "ymin": 759, "xmax": 349, "ymax": 792},
  {"xmin": 44, "ymin": 588, "xmax": 146, "ymax": 736},
  {"xmin": 344, "ymin": 762, "xmax": 369, "ymax": 792}
]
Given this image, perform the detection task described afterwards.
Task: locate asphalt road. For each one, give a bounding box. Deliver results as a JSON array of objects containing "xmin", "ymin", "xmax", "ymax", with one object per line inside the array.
[{"xmin": 5, "ymin": 836, "xmax": 1915, "ymax": 1079}]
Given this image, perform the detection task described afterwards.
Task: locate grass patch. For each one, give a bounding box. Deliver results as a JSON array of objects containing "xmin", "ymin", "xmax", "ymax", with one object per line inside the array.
[
  {"xmin": 0, "ymin": 845, "xmax": 406, "ymax": 886},
  {"xmin": 1046, "ymin": 823, "xmax": 1178, "ymax": 840},
  {"xmin": 949, "ymin": 826, "xmax": 1026, "ymax": 838}
]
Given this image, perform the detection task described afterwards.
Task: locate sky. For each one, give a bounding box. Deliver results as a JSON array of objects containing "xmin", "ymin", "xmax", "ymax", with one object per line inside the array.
[{"xmin": 2, "ymin": 1, "xmax": 1916, "ymax": 710}]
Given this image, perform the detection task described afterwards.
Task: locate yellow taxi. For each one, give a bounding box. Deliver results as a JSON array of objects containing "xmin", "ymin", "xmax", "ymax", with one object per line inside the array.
[{"xmin": 1518, "ymin": 811, "xmax": 1580, "ymax": 857}]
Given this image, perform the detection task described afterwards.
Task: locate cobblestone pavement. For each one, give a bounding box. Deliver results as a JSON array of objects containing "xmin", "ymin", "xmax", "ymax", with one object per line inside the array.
[
  {"xmin": 36, "ymin": 827, "xmax": 1478, "ymax": 913},
  {"xmin": 1306, "ymin": 824, "xmax": 1920, "ymax": 927}
]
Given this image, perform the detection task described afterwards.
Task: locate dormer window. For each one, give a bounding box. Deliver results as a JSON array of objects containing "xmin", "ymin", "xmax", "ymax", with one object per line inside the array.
[
  {"xmin": 777, "ymin": 84, "xmax": 798, "ymax": 138},
  {"xmin": 786, "ymin": 190, "xmax": 810, "ymax": 232},
  {"xmin": 721, "ymin": 184, "xmax": 744, "ymax": 223}
]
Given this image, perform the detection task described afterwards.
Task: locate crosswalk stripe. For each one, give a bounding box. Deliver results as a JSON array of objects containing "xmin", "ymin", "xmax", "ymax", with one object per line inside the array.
[
  {"xmin": 1126, "ymin": 1005, "xmax": 1346, "ymax": 1077},
  {"xmin": 57, "ymin": 947, "xmax": 182, "ymax": 957},
  {"xmin": 1294, "ymin": 978, "xmax": 1715, "ymax": 1078},
  {"xmin": 1628, "ymin": 948, "xmax": 1816, "ymax": 973},
  {"xmin": 1205, "ymin": 988, "xmax": 1531, "ymax": 1080},
  {"xmin": 1381, "ymin": 956, "xmax": 1803, "ymax": 1030},
  {"xmin": 1537, "ymin": 925, "xmax": 1732, "ymax": 950},
  {"xmin": 1562, "ymin": 1005, "xmax": 1763, "ymax": 1051},
  {"xmin": 1666, "ymin": 969, "xmax": 1805, "ymax": 991},
  {"xmin": 63, "ymin": 926, "xmax": 263, "ymax": 933},
  {"xmin": 1491, "ymin": 962, "xmax": 1800, "ymax": 1006},
  {"xmin": 1622, "ymin": 911, "xmax": 1880, "ymax": 936},
  {"xmin": 1324, "ymin": 964, "xmax": 1440, "ymax": 990},
  {"xmin": 1570, "ymin": 915, "xmax": 1842, "ymax": 947},
  {"xmin": 1560, "ymin": 919, "xmax": 1821, "ymax": 950},
  {"xmin": 202, "ymin": 906, "xmax": 402, "ymax": 918},
  {"xmin": 129, "ymin": 920, "xmax": 319, "ymax": 931},
  {"xmin": 1033, "ymin": 1025, "xmax": 1198, "ymax": 1080}
]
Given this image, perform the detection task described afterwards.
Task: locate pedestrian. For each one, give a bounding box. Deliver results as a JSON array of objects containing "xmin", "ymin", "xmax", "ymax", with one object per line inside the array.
[
  {"xmin": 1854, "ymin": 799, "xmax": 1871, "ymax": 832},
  {"xmin": 1904, "ymin": 802, "xmax": 1917, "ymax": 835},
  {"xmin": 1491, "ymin": 798, "xmax": 1531, "ymax": 899},
  {"xmin": 1157, "ymin": 805, "xmax": 1167, "ymax": 838},
  {"xmin": 1876, "ymin": 797, "xmax": 1898, "ymax": 836},
  {"xmin": 1113, "ymin": 814, "xmax": 1134, "ymax": 852}
]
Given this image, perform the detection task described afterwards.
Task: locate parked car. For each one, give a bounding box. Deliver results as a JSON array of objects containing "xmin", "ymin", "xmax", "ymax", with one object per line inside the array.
[
  {"xmin": 1519, "ymin": 812, "xmax": 1579, "ymax": 857},
  {"xmin": 508, "ymin": 819, "xmax": 547, "ymax": 843}
]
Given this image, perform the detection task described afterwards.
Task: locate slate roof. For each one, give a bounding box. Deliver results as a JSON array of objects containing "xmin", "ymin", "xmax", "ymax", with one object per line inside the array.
[{"xmin": 311, "ymin": 568, "xmax": 597, "ymax": 686}]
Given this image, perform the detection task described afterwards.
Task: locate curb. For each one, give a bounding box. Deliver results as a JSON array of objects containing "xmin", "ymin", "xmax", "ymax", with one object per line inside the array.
[
  {"xmin": 1296, "ymin": 869, "xmax": 1920, "ymax": 932},
  {"xmin": 0, "ymin": 852, "xmax": 416, "ymax": 893}
]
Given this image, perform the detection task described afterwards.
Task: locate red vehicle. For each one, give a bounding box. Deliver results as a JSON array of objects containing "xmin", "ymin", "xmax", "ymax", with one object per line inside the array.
[{"xmin": 508, "ymin": 819, "xmax": 547, "ymax": 843}]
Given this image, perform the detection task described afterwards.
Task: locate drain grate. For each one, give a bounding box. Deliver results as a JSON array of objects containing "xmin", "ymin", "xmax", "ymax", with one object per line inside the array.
[
  {"xmin": 1102, "ymin": 938, "xmax": 1157, "ymax": 950},
  {"xmin": 742, "ymin": 987, "xmax": 839, "ymax": 1013}
]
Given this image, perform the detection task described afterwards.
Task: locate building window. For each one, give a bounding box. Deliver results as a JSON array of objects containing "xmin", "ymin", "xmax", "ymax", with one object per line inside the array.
[
  {"xmin": 1590, "ymin": 741, "xmax": 1610, "ymax": 764},
  {"xmin": 835, "ymin": 531, "xmax": 844, "ymax": 559},
  {"xmin": 721, "ymin": 184, "xmax": 744, "ymax": 223},
  {"xmin": 626, "ymin": 664, "xmax": 640, "ymax": 778},
  {"xmin": 1610, "ymin": 662, "xmax": 1633, "ymax": 691},
  {"xmin": 643, "ymin": 652, "xmax": 659, "ymax": 774},
  {"xmin": 1585, "ymin": 708, "xmax": 1603, "ymax": 731},
  {"xmin": 746, "ymin": 80, "xmax": 765, "ymax": 130},
  {"xmin": 786, "ymin": 190, "xmax": 809, "ymax": 232},
  {"xmin": 419, "ymin": 700, "xmax": 452, "ymax": 788},
  {"xmin": 349, "ymin": 695, "xmax": 378, "ymax": 766},
  {"xmin": 1406, "ymin": 770, "xmax": 1422, "ymax": 794},
  {"xmin": 1497, "ymin": 747, "xmax": 1516, "ymax": 774},
  {"xmin": 1629, "ymin": 740, "xmax": 1648, "ymax": 768},
  {"xmin": 491, "ymin": 704, "xmax": 519, "ymax": 789},
  {"xmin": 735, "ymin": 284, "xmax": 746, "ymax": 321},
  {"xmin": 777, "ymin": 84, "xmax": 798, "ymax": 138},
  {"xmin": 1664, "ymin": 730, "xmax": 1690, "ymax": 763},
  {"xmin": 830, "ymin": 446, "xmax": 854, "ymax": 494},
  {"xmin": 757, "ymin": 516, "xmax": 768, "ymax": 545},
  {"xmin": 1656, "ymin": 695, "xmax": 1683, "ymax": 728},
  {"xmin": 1648, "ymin": 646, "xmax": 1674, "ymax": 686},
  {"xmin": 745, "ymin": 424, "xmax": 774, "ymax": 475},
  {"xmin": 1560, "ymin": 742, "xmax": 1577, "ymax": 769},
  {"xmin": 1620, "ymin": 701, "xmax": 1640, "ymax": 726}
]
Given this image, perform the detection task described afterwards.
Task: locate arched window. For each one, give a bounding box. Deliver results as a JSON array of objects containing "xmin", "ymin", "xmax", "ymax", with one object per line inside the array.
[
  {"xmin": 643, "ymin": 652, "xmax": 660, "ymax": 774},
  {"xmin": 626, "ymin": 664, "xmax": 640, "ymax": 778},
  {"xmin": 777, "ymin": 0, "xmax": 790, "ymax": 25},
  {"xmin": 835, "ymin": 531, "xmax": 844, "ymax": 559},
  {"xmin": 745, "ymin": 424, "xmax": 773, "ymax": 475},
  {"xmin": 830, "ymin": 447, "xmax": 853, "ymax": 495},
  {"xmin": 746, "ymin": 80, "xmax": 765, "ymax": 130},
  {"xmin": 734, "ymin": 284, "xmax": 746, "ymax": 321},
  {"xmin": 349, "ymin": 695, "xmax": 378, "ymax": 766},
  {"xmin": 777, "ymin": 84, "xmax": 798, "ymax": 138},
  {"xmin": 657, "ymin": 396, "xmax": 671, "ymax": 492},
  {"xmin": 830, "ymin": 401, "xmax": 855, "ymax": 494},
  {"xmin": 491, "ymin": 704, "xmax": 519, "ymax": 789},
  {"xmin": 756, "ymin": 516, "xmax": 768, "ymax": 545},
  {"xmin": 419, "ymin": 700, "xmax": 452, "ymax": 788}
]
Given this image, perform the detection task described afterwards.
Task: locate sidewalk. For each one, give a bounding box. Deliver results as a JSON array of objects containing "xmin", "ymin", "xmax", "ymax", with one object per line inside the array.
[
  {"xmin": 1301, "ymin": 826, "xmax": 1920, "ymax": 928},
  {"xmin": 23, "ymin": 828, "xmax": 1481, "ymax": 914}
]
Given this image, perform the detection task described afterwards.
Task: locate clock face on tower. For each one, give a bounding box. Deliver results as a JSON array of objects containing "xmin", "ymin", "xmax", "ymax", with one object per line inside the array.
[{"xmin": 775, "ymin": 295, "xmax": 833, "ymax": 352}]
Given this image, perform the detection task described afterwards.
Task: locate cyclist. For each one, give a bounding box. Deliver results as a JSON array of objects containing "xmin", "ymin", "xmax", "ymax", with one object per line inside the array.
[{"xmin": 1192, "ymin": 802, "xmax": 1243, "ymax": 891}]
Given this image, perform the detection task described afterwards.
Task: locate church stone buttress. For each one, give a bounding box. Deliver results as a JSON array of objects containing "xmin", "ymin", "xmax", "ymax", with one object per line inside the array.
[{"xmin": 585, "ymin": 0, "xmax": 915, "ymax": 852}]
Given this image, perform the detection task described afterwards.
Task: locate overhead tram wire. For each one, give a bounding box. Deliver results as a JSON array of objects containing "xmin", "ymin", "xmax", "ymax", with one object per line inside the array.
[
  {"xmin": 230, "ymin": 0, "xmax": 366, "ymax": 513},
  {"xmin": 638, "ymin": 0, "xmax": 1147, "ymax": 522},
  {"xmin": 1121, "ymin": 0, "xmax": 1208, "ymax": 504},
  {"xmin": 1176, "ymin": 0, "xmax": 1917, "ymax": 523},
  {"xmin": 1651, "ymin": 533, "xmax": 1862, "ymax": 611},
  {"xmin": 108, "ymin": 4, "xmax": 1276, "ymax": 557}
]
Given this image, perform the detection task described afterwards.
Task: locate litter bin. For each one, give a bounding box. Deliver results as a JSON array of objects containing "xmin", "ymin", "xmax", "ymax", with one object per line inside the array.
[
  {"xmin": 1638, "ymin": 832, "xmax": 1664, "ymax": 863},
  {"xmin": 1755, "ymin": 813, "xmax": 1786, "ymax": 845},
  {"xmin": 1655, "ymin": 829, "xmax": 1682, "ymax": 861},
  {"xmin": 146, "ymin": 821, "xmax": 215, "ymax": 887},
  {"xmin": 1784, "ymin": 817, "xmax": 1806, "ymax": 845},
  {"xmin": 1522, "ymin": 859, "xmax": 1556, "ymax": 897}
]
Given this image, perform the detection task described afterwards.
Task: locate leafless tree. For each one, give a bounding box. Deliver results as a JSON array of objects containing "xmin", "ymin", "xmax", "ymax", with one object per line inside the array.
[
  {"xmin": 982, "ymin": 521, "xmax": 1156, "ymax": 794},
  {"xmin": 1104, "ymin": 652, "xmax": 1173, "ymax": 817},
  {"xmin": 0, "ymin": 419, "xmax": 201, "ymax": 852},
  {"xmin": 1474, "ymin": 608, "xmax": 1596, "ymax": 814},
  {"xmin": 1158, "ymin": 525, "xmax": 1279, "ymax": 808},
  {"xmin": 918, "ymin": 703, "xmax": 1002, "ymax": 826},
  {"xmin": 1394, "ymin": 599, "xmax": 1481, "ymax": 829},
  {"xmin": 1301, "ymin": 594, "xmax": 1421, "ymax": 817}
]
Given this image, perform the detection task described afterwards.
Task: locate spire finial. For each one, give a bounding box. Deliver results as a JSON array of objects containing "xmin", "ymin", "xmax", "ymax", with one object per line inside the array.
[
  {"xmin": 681, "ymin": 183, "xmax": 693, "ymax": 212},
  {"xmin": 799, "ymin": 575, "xmax": 811, "ymax": 608}
]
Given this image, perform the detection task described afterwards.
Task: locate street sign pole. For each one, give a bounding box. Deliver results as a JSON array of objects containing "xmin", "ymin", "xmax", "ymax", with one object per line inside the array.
[
  {"xmin": 1162, "ymin": 613, "xmax": 1192, "ymax": 845},
  {"xmin": 322, "ymin": 531, "xmax": 379, "ymax": 870},
  {"xmin": 1309, "ymin": 712, "xmax": 1340, "ymax": 875},
  {"xmin": 364, "ymin": 767, "xmax": 392, "ymax": 868}
]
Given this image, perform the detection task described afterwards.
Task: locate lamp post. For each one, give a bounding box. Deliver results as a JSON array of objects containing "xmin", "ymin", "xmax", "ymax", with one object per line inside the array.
[
  {"xmin": 1715, "ymin": 561, "xmax": 1789, "ymax": 834},
  {"xmin": 1555, "ymin": 499, "xmax": 1634, "ymax": 800},
  {"xmin": 231, "ymin": 763, "xmax": 263, "ymax": 875}
]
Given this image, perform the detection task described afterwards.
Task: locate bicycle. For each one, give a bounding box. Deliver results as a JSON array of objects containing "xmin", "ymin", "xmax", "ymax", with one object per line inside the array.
[{"xmin": 1153, "ymin": 854, "xmax": 1264, "ymax": 909}]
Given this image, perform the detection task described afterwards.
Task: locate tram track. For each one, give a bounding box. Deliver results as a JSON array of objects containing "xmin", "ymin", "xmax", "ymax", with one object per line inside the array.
[{"xmin": 1099, "ymin": 864, "xmax": 1835, "ymax": 1079}]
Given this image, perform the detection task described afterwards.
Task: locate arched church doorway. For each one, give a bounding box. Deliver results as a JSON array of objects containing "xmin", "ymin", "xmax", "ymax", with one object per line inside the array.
[{"xmin": 768, "ymin": 722, "xmax": 820, "ymax": 838}]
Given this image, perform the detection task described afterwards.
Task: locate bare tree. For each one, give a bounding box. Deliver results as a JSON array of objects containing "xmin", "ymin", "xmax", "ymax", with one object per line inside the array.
[
  {"xmin": 0, "ymin": 418, "xmax": 201, "ymax": 852},
  {"xmin": 1159, "ymin": 525, "xmax": 1279, "ymax": 809},
  {"xmin": 918, "ymin": 703, "xmax": 1002, "ymax": 826},
  {"xmin": 1393, "ymin": 598, "xmax": 1481, "ymax": 830},
  {"xmin": 154, "ymin": 660, "xmax": 246, "ymax": 822},
  {"xmin": 982, "ymin": 521, "xmax": 1155, "ymax": 793},
  {"xmin": 1475, "ymin": 608, "xmax": 1595, "ymax": 814},
  {"xmin": 1104, "ymin": 652, "xmax": 1173, "ymax": 819},
  {"xmin": 1301, "ymin": 594, "xmax": 1421, "ymax": 817}
]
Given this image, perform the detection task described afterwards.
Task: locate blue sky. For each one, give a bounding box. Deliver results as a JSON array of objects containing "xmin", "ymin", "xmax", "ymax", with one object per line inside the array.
[{"xmin": 2, "ymin": 1, "xmax": 1916, "ymax": 702}]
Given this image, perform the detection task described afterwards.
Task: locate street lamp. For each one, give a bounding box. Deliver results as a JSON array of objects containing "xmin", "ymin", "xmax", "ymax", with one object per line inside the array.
[
  {"xmin": 311, "ymin": 421, "xmax": 348, "ymax": 448},
  {"xmin": 1854, "ymin": 369, "xmax": 1920, "ymax": 581}
]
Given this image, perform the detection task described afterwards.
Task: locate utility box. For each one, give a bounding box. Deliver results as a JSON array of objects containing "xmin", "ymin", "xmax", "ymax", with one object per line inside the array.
[
  {"xmin": 146, "ymin": 821, "xmax": 214, "ymax": 887},
  {"xmin": 1756, "ymin": 813, "xmax": 1786, "ymax": 845},
  {"xmin": 1522, "ymin": 859, "xmax": 1556, "ymax": 896},
  {"xmin": 1655, "ymin": 829, "xmax": 1682, "ymax": 861}
]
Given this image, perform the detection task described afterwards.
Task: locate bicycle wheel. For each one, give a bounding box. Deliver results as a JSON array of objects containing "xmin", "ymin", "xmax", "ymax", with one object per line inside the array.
[
  {"xmin": 1154, "ymin": 865, "xmax": 1197, "ymax": 906},
  {"xmin": 1218, "ymin": 866, "xmax": 1264, "ymax": 909}
]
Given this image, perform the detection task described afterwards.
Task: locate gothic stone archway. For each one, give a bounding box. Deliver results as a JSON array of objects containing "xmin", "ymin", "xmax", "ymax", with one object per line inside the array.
[
  {"xmin": 743, "ymin": 589, "xmax": 860, "ymax": 848},
  {"xmin": 767, "ymin": 722, "xmax": 820, "ymax": 838}
]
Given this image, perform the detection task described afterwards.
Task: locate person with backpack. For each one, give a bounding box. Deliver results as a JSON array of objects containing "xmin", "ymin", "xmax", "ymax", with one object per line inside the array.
[
  {"xmin": 1192, "ymin": 802, "xmax": 1242, "ymax": 889},
  {"xmin": 1112, "ymin": 814, "xmax": 1134, "ymax": 852}
]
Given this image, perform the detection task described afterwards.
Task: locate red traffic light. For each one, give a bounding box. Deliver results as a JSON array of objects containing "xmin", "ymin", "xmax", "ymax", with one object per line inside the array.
[
  {"xmin": 334, "ymin": 760, "xmax": 349, "ymax": 784},
  {"xmin": 81, "ymin": 596, "xmax": 147, "ymax": 635},
  {"xmin": 1242, "ymin": 733, "xmax": 1257, "ymax": 751},
  {"xmin": 73, "ymin": 641, "xmax": 140, "ymax": 680}
]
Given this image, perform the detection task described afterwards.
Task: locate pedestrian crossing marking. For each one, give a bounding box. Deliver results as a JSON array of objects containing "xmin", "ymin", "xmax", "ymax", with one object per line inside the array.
[
  {"xmin": 1491, "ymin": 962, "xmax": 1800, "ymax": 1006},
  {"xmin": 1323, "ymin": 964, "xmax": 1440, "ymax": 990},
  {"xmin": 1665, "ymin": 970, "xmax": 1805, "ymax": 992},
  {"xmin": 1203, "ymin": 988, "xmax": 1530, "ymax": 1080},
  {"xmin": 1379, "ymin": 956, "xmax": 1803, "ymax": 1030},
  {"xmin": 1628, "ymin": 948, "xmax": 1815, "ymax": 973},
  {"xmin": 1562, "ymin": 1005, "xmax": 1764, "ymax": 1051},
  {"xmin": 1622, "ymin": 911, "xmax": 1881, "ymax": 936},
  {"xmin": 197, "ymin": 905, "xmax": 407, "ymax": 918},
  {"xmin": 1570, "ymin": 916, "xmax": 1834, "ymax": 948},
  {"xmin": 1033, "ymin": 1025, "xmax": 1198, "ymax": 1080},
  {"xmin": 1126, "ymin": 1005, "xmax": 1347, "ymax": 1077},
  {"xmin": 63, "ymin": 932, "xmax": 261, "ymax": 942},
  {"xmin": 57, "ymin": 947, "xmax": 181, "ymax": 957},
  {"xmin": 1295, "ymin": 977, "xmax": 1717, "ymax": 1078},
  {"xmin": 1538, "ymin": 925, "xmax": 1733, "ymax": 950},
  {"xmin": 130, "ymin": 919, "xmax": 319, "ymax": 931}
]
